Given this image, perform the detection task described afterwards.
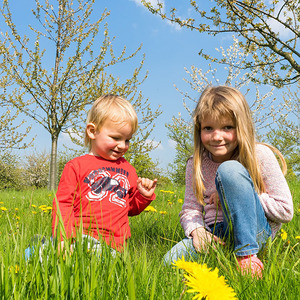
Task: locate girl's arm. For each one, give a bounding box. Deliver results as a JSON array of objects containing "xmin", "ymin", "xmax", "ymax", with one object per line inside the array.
[
  {"xmin": 257, "ymin": 144, "xmax": 293, "ymax": 223},
  {"xmin": 180, "ymin": 158, "xmax": 206, "ymax": 237}
]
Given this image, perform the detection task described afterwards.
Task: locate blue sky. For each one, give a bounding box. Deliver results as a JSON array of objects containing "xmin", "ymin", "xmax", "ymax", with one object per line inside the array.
[
  {"xmin": 3, "ymin": 1, "xmax": 251, "ymax": 168},
  {"xmin": 86, "ymin": 0, "xmax": 233, "ymax": 168}
]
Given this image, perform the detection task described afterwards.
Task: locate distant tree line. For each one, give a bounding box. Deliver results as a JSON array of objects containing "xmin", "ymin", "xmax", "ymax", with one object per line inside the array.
[{"xmin": 0, "ymin": 150, "xmax": 171, "ymax": 191}]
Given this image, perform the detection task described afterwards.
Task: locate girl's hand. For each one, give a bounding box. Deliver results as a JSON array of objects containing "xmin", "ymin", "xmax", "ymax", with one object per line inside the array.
[
  {"xmin": 137, "ymin": 177, "xmax": 158, "ymax": 199},
  {"xmin": 191, "ymin": 227, "xmax": 225, "ymax": 252},
  {"xmin": 209, "ymin": 192, "xmax": 220, "ymax": 208}
]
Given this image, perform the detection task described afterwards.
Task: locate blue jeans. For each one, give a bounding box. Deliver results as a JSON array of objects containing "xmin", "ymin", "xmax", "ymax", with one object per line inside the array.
[
  {"xmin": 25, "ymin": 235, "xmax": 117, "ymax": 262},
  {"xmin": 163, "ymin": 161, "xmax": 271, "ymax": 265}
]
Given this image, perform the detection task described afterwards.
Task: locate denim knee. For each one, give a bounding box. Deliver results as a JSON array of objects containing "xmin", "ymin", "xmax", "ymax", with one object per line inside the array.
[
  {"xmin": 163, "ymin": 238, "xmax": 198, "ymax": 266},
  {"xmin": 217, "ymin": 161, "xmax": 248, "ymax": 181}
]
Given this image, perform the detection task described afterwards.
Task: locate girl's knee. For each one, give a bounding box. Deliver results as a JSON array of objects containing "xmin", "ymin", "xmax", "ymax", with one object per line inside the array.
[
  {"xmin": 216, "ymin": 161, "xmax": 249, "ymax": 182},
  {"xmin": 218, "ymin": 160, "xmax": 244, "ymax": 173}
]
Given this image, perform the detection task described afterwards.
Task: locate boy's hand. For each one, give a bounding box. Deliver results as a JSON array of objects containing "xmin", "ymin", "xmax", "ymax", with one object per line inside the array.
[{"xmin": 137, "ymin": 177, "xmax": 157, "ymax": 199}]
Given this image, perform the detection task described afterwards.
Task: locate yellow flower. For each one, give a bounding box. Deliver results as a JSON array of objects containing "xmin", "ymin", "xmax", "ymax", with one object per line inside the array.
[
  {"xmin": 0, "ymin": 202, "xmax": 3, "ymax": 204},
  {"xmin": 173, "ymin": 257, "xmax": 200, "ymax": 274},
  {"xmin": 14, "ymin": 265, "xmax": 19, "ymax": 273},
  {"xmin": 178, "ymin": 198, "xmax": 183, "ymax": 203},
  {"xmin": 159, "ymin": 211, "xmax": 167, "ymax": 215},
  {"xmin": 160, "ymin": 190, "xmax": 174, "ymax": 194},
  {"xmin": 32, "ymin": 211, "xmax": 37, "ymax": 214},
  {"xmin": 295, "ymin": 236, "xmax": 300, "ymax": 240},
  {"xmin": 46, "ymin": 206, "xmax": 53, "ymax": 210},
  {"xmin": 173, "ymin": 257, "xmax": 237, "ymax": 300},
  {"xmin": 48, "ymin": 194, "xmax": 52, "ymax": 197},
  {"xmin": 31, "ymin": 205, "xmax": 37, "ymax": 208},
  {"xmin": 144, "ymin": 206, "xmax": 157, "ymax": 212},
  {"xmin": 0, "ymin": 207, "xmax": 7, "ymax": 211},
  {"xmin": 281, "ymin": 229, "xmax": 287, "ymax": 241},
  {"xmin": 15, "ymin": 208, "xmax": 19, "ymax": 211},
  {"xmin": 9, "ymin": 265, "xmax": 19, "ymax": 274},
  {"xmin": 39, "ymin": 205, "xmax": 47, "ymax": 209}
]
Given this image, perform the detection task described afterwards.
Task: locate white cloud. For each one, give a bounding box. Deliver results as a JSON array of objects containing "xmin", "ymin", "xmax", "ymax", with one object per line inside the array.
[
  {"xmin": 267, "ymin": 0, "xmax": 294, "ymax": 39},
  {"xmin": 145, "ymin": 139, "xmax": 164, "ymax": 150},
  {"xmin": 59, "ymin": 129, "xmax": 83, "ymax": 147},
  {"xmin": 130, "ymin": 0, "xmax": 165, "ymax": 10},
  {"xmin": 130, "ymin": 0, "xmax": 181, "ymax": 31},
  {"xmin": 168, "ymin": 139, "xmax": 177, "ymax": 149}
]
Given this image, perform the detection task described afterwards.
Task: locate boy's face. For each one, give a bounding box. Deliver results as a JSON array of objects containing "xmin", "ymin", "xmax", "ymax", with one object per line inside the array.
[{"xmin": 89, "ymin": 118, "xmax": 133, "ymax": 160}]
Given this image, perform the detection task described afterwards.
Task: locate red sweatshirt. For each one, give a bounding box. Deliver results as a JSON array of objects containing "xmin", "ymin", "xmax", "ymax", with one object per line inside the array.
[{"xmin": 52, "ymin": 154, "xmax": 155, "ymax": 250}]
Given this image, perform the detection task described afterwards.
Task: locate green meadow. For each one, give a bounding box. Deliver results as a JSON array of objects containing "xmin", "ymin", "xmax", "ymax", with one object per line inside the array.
[{"xmin": 0, "ymin": 180, "xmax": 299, "ymax": 299}]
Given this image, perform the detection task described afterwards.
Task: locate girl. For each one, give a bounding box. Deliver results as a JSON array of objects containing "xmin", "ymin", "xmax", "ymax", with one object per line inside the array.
[{"xmin": 164, "ymin": 86, "xmax": 293, "ymax": 278}]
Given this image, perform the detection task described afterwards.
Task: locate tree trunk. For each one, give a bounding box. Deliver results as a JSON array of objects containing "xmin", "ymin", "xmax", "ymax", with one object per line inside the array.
[{"xmin": 49, "ymin": 135, "xmax": 58, "ymax": 191}]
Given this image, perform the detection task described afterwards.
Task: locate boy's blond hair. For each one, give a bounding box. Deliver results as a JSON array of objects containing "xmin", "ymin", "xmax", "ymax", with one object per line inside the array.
[
  {"xmin": 84, "ymin": 95, "xmax": 138, "ymax": 150},
  {"xmin": 193, "ymin": 86, "xmax": 286, "ymax": 205}
]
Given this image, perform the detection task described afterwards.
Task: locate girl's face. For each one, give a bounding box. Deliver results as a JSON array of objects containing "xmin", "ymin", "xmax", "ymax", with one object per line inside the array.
[
  {"xmin": 88, "ymin": 118, "xmax": 133, "ymax": 160},
  {"xmin": 201, "ymin": 115, "xmax": 238, "ymax": 163}
]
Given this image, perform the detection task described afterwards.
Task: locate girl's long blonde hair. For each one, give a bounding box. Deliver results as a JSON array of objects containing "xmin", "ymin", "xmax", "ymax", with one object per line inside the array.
[{"xmin": 193, "ymin": 86, "xmax": 287, "ymax": 205}]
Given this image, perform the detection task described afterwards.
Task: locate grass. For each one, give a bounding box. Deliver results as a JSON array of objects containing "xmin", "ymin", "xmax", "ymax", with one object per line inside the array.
[{"xmin": 0, "ymin": 180, "xmax": 299, "ymax": 299}]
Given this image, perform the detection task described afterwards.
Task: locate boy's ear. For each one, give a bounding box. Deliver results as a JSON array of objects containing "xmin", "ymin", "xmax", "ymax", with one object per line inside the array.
[{"xmin": 86, "ymin": 123, "xmax": 97, "ymax": 140}]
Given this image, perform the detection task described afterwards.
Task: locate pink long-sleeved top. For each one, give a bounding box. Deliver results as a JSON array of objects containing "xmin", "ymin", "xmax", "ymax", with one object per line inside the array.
[{"xmin": 180, "ymin": 144, "xmax": 293, "ymax": 239}]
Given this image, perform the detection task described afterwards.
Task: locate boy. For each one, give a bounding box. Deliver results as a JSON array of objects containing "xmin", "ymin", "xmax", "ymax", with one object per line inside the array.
[{"xmin": 52, "ymin": 95, "xmax": 157, "ymax": 252}]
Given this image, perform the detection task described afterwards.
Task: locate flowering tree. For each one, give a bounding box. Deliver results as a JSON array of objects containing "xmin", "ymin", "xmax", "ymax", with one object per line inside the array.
[
  {"xmin": 167, "ymin": 39, "xmax": 283, "ymax": 184},
  {"xmin": 266, "ymin": 85, "xmax": 300, "ymax": 177},
  {"xmin": 142, "ymin": 0, "xmax": 300, "ymax": 87},
  {"xmin": 0, "ymin": 105, "xmax": 32, "ymax": 151},
  {"xmin": 0, "ymin": 0, "xmax": 160, "ymax": 189}
]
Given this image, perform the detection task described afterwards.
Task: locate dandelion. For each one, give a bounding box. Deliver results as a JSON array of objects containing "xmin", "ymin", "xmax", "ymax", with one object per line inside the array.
[
  {"xmin": 39, "ymin": 205, "xmax": 47, "ymax": 209},
  {"xmin": 32, "ymin": 211, "xmax": 37, "ymax": 214},
  {"xmin": 15, "ymin": 208, "xmax": 19, "ymax": 211},
  {"xmin": 178, "ymin": 198, "xmax": 183, "ymax": 203},
  {"xmin": 144, "ymin": 206, "xmax": 157, "ymax": 212},
  {"xmin": 15, "ymin": 265, "xmax": 19, "ymax": 273},
  {"xmin": 296, "ymin": 236, "xmax": 300, "ymax": 240},
  {"xmin": 31, "ymin": 204, "xmax": 37, "ymax": 208},
  {"xmin": 160, "ymin": 190, "xmax": 174, "ymax": 194},
  {"xmin": 0, "ymin": 207, "xmax": 7, "ymax": 211},
  {"xmin": 165, "ymin": 190, "xmax": 174, "ymax": 194},
  {"xmin": 46, "ymin": 206, "xmax": 52, "ymax": 210},
  {"xmin": 0, "ymin": 202, "xmax": 3, "ymax": 204},
  {"xmin": 173, "ymin": 257, "xmax": 199, "ymax": 274},
  {"xmin": 173, "ymin": 257, "xmax": 237, "ymax": 300},
  {"xmin": 9, "ymin": 265, "xmax": 19, "ymax": 274},
  {"xmin": 159, "ymin": 211, "xmax": 167, "ymax": 215},
  {"xmin": 281, "ymin": 229, "xmax": 287, "ymax": 241}
]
